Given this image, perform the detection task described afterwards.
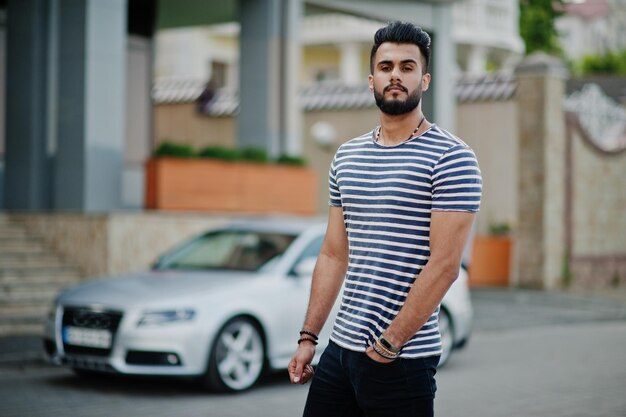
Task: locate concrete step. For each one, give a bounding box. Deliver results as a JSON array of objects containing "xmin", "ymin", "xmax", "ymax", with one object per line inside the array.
[
  {"xmin": 0, "ymin": 216, "xmax": 82, "ymax": 337},
  {"xmin": 0, "ymin": 322, "xmax": 44, "ymax": 336},
  {"xmin": 0, "ymin": 256, "xmax": 67, "ymax": 269},
  {"xmin": 0, "ymin": 315, "xmax": 45, "ymax": 326},
  {"xmin": 0, "ymin": 266, "xmax": 81, "ymax": 279},
  {"xmin": 0, "ymin": 240, "xmax": 47, "ymax": 252},
  {"xmin": 0, "ymin": 302, "xmax": 50, "ymax": 318},
  {"xmin": 0, "ymin": 251, "xmax": 60, "ymax": 261},
  {"xmin": 0, "ymin": 309, "xmax": 47, "ymax": 337},
  {"xmin": 0, "ymin": 274, "xmax": 81, "ymax": 287},
  {"xmin": 0, "ymin": 286, "xmax": 66, "ymax": 302},
  {"xmin": 0, "ymin": 227, "xmax": 31, "ymax": 239},
  {"xmin": 0, "ymin": 289, "xmax": 57, "ymax": 305}
]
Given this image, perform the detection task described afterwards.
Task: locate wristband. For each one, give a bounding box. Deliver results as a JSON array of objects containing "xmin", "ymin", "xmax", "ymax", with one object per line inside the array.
[
  {"xmin": 299, "ymin": 330, "xmax": 319, "ymax": 340},
  {"xmin": 372, "ymin": 340, "xmax": 398, "ymax": 359},
  {"xmin": 378, "ymin": 335, "xmax": 401, "ymax": 354},
  {"xmin": 297, "ymin": 337, "xmax": 318, "ymax": 346}
]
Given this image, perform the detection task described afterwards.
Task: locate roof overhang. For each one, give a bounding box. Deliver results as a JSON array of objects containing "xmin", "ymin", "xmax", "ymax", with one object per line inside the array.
[{"xmin": 156, "ymin": 0, "xmax": 460, "ymax": 30}]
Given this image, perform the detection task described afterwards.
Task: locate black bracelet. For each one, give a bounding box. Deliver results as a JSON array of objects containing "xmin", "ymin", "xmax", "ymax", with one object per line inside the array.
[
  {"xmin": 299, "ymin": 330, "xmax": 319, "ymax": 340},
  {"xmin": 297, "ymin": 337, "xmax": 318, "ymax": 345}
]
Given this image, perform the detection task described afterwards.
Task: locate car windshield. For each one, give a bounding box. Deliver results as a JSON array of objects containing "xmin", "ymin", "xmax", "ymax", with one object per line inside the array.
[{"xmin": 154, "ymin": 230, "xmax": 297, "ymax": 272}]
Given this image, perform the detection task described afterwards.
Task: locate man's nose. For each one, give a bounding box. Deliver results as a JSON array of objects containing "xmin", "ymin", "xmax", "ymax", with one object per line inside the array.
[{"xmin": 390, "ymin": 66, "xmax": 402, "ymax": 80}]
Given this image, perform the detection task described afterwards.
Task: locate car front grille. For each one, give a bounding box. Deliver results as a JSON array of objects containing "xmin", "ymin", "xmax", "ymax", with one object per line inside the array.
[{"xmin": 61, "ymin": 307, "xmax": 123, "ymax": 357}]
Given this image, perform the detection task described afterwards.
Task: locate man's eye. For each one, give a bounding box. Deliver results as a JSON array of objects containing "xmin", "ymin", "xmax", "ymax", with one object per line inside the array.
[{"xmin": 403, "ymin": 66, "xmax": 414, "ymax": 71}]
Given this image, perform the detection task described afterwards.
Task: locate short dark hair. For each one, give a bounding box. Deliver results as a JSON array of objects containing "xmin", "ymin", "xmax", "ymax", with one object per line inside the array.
[{"xmin": 369, "ymin": 21, "xmax": 431, "ymax": 74}]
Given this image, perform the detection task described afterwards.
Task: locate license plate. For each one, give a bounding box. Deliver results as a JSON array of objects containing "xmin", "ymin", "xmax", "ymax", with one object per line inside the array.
[{"xmin": 63, "ymin": 326, "xmax": 112, "ymax": 349}]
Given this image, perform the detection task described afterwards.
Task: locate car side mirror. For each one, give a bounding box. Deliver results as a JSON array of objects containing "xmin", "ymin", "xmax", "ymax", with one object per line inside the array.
[{"xmin": 293, "ymin": 257, "xmax": 317, "ymax": 277}]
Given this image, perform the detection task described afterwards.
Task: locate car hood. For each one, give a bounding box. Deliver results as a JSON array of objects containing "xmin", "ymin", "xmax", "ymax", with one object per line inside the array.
[{"xmin": 57, "ymin": 270, "xmax": 260, "ymax": 308}]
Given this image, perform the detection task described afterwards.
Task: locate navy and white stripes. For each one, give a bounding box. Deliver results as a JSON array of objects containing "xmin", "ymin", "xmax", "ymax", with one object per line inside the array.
[{"xmin": 329, "ymin": 124, "xmax": 482, "ymax": 358}]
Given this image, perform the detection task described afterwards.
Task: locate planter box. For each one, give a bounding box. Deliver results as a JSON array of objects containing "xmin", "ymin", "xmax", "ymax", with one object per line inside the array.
[
  {"xmin": 145, "ymin": 158, "xmax": 318, "ymax": 215},
  {"xmin": 469, "ymin": 236, "xmax": 512, "ymax": 287}
]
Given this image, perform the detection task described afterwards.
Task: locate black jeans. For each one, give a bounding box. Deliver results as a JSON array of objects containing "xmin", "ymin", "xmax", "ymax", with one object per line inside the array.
[{"xmin": 303, "ymin": 341, "xmax": 439, "ymax": 417}]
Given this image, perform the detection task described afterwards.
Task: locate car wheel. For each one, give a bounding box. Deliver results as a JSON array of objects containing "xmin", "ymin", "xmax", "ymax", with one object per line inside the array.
[
  {"xmin": 204, "ymin": 317, "xmax": 265, "ymax": 392},
  {"xmin": 438, "ymin": 308, "xmax": 454, "ymax": 367}
]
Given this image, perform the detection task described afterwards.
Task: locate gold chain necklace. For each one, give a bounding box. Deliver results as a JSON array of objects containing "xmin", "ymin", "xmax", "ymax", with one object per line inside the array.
[{"xmin": 376, "ymin": 115, "xmax": 426, "ymax": 146}]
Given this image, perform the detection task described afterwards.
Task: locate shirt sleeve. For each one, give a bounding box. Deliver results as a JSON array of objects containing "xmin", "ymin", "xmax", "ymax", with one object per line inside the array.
[
  {"xmin": 431, "ymin": 145, "xmax": 482, "ymax": 212},
  {"xmin": 328, "ymin": 157, "xmax": 342, "ymax": 207}
]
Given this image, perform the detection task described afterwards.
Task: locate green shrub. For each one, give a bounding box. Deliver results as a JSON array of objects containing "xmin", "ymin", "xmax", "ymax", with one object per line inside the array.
[
  {"xmin": 276, "ymin": 154, "xmax": 307, "ymax": 166},
  {"xmin": 198, "ymin": 146, "xmax": 242, "ymax": 161},
  {"xmin": 240, "ymin": 148, "xmax": 269, "ymax": 163},
  {"xmin": 577, "ymin": 49, "xmax": 626, "ymax": 75},
  {"xmin": 154, "ymin": 143, "xmax": 310, "ymax": 166},
  {"xmin": 488, "ymin": 222, "xmax": 511, "ymax": 236},
  {"xmin": 153, "ymin": 142, "xmax": 196, "ymax": 158}
]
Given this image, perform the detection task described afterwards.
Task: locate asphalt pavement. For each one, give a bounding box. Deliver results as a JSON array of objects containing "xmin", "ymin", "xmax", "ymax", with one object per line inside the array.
[
  {"xmin": 1, "ymin": 287, "xmax": 626, "ymax": 417},
  {"xmin": 2, "ymin": 287, "xmax": 626, "ymax": 368}
]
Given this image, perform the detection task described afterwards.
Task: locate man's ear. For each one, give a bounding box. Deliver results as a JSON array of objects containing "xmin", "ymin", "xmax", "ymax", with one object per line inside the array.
[
  {"xmin": 422, "ymin": 73, "xmax": 431, "ymax": 92},
  {"xmin": 368, "ymin": 74, "xmax": 374, "ymax": 91}
]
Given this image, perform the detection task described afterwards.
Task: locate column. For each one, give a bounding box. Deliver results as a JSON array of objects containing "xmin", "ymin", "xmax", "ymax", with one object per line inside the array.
[
  {"xmin": 54, "ymin": 0, "xmax": 127, "ymax": 211},
  {"xmin": 282, "ymin": 0, "xmax": 303, "ymax": 157},
  {"xmin": 430, "ymin": 5, "xmax": 456, "ymax": 131},
  {"xmin": 339, "ymin": 41, "xmax": 361, "ymax": 86},
  {"xmin": 238, "ymin": 0, "xmax": 302, "ymax": 158},
  {"xmin": 4, "ymin": 0, "xmax": 51, "ymax": 210},
  {"xmin": 467, "ymin": 45, "xmax": 487, "ymax": 75},
  {"xmin": 514, "ymin": 53, "xmax": 569, "ymax": 289},
  {"xmin": 238, "ymin": 0, "xmax": 282, "ymax": 157}
]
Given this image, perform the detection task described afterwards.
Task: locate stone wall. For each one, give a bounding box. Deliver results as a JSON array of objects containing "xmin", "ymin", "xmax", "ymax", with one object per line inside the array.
[
  {"xmin": 12, "ymin": 214, "xmax": 109, "ymax": 278},
  {"xmin": 13, "ymin": 213, "xmax": 230, "ymax": 278},
  {"xmin": 568, "ymin": 123, "xmax": 626, "ymax": 288}
]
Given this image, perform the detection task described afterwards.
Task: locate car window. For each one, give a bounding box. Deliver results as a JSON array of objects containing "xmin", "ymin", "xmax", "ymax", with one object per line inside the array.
[
  {"xmin": 156, "ymin": 230, "xmax": 297, "ymax": 272},
  {"xmin": 290, "ymin": 235, "xmax": 324, "ymax": 275}
]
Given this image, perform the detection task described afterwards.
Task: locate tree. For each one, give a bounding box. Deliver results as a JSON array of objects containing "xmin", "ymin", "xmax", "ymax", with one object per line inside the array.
[{"xmin": 520, "ymin": 0, "xmax": 564, "ymax": 55}]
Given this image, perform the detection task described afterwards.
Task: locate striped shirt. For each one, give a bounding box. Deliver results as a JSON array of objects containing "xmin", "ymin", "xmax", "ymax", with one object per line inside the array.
[{"xmin": 328, "ymin": 124, "xmax": 482, "ymax": 358}]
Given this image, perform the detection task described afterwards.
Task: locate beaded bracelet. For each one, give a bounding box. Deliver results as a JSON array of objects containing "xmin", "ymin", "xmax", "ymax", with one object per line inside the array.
[
  {"xmin": 297, "ymin": 337, "xmax": 318, "ymax": 345},
  {"xmin": 299, "ymin": 330, "xmax": 319, "ymax": 340}
]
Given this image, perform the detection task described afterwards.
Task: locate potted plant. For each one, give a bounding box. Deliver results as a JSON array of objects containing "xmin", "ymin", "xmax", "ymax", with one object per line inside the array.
[
  {"xmin": 468, "ymin": 220, "xmax": 513, "ymax": 287},
  {"xmin": 145, "ymin": 142, "xmax": 318, "ymax": 215}
]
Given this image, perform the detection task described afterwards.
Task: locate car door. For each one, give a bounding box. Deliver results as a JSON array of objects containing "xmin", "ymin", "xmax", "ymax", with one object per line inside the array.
[{"xmin": 270, "ymin": 233, "xmax": 325, "ymax": 366}]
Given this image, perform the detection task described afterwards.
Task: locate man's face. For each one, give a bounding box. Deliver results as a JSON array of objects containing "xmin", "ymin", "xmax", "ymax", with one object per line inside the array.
[{"xmin": 368, "ymin": 42, "xmax": 431, "ymax": 116}]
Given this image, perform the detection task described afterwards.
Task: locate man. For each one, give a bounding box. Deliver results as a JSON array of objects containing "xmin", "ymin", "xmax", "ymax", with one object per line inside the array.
[{"xmin": 288, "ymin": 21, "xmax": 482, "ymax": 417}]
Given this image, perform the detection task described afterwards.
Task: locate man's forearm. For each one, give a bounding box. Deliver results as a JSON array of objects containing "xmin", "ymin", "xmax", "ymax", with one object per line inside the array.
[
  {"xmin": 383, "ymin": 260, "xmax": 459, "ymax": 348},
  {"xmin": 302, "ymin": 252, "xmax": 348, "ymax": 335}
]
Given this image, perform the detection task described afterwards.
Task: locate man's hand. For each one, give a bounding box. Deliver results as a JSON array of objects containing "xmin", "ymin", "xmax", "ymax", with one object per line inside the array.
[{"xmin": 288, "ymin": 342, "xmax": 316, "ymax": 384}]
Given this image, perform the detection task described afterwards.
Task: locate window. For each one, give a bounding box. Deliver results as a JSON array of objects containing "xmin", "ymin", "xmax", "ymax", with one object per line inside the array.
[{"xmin": 155, "ymin": 230, "xmax": 297, "ymax": 272}]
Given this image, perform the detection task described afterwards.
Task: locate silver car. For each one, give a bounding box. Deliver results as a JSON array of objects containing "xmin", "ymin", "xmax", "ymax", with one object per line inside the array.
[{"xmin": 43, "ymin": 218, "xmax": 472, "ymax": 392}]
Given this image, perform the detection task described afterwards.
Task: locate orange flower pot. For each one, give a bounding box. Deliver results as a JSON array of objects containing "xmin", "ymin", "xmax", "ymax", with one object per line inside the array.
[
  {"xmin": 468, "ymin": 236, "xmax": 512, "ymax": 287},
  {"xmin": 145, "ymin": 158, "xmax": 318, "ymax": 215}
]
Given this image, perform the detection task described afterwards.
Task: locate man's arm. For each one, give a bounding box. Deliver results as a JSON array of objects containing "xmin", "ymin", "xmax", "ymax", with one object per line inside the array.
[
  {"xmin": 288, "ymin": 206, "xmax": 348, "ymax": 383},
  {"xmin": 367, "ymin": 211, "xmax": 475, "ymax": 362}
]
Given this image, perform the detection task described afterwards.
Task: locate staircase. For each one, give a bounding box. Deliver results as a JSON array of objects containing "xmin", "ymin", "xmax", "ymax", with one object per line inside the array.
[{"xmin": 0, "ymin": 216, "xmax": 83, "ymax": 336}]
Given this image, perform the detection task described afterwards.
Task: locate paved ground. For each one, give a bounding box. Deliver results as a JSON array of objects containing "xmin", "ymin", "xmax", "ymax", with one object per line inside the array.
[{"xmin": 1, "ymin": 288, "xmax": 626, "ymax": 417}]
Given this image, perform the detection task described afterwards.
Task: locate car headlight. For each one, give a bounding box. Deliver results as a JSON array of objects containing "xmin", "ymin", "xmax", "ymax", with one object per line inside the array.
[{"xmin": 137, "ymin": 309, "xmax": 196, "ymax": 326}]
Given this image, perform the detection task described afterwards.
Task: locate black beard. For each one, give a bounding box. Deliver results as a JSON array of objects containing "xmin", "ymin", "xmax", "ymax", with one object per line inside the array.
[{"xmin": 374, "ymin": 87, "xmax": 422, "ymax": 115}]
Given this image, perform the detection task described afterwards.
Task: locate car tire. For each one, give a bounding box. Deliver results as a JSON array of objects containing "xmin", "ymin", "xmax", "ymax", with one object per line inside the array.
[
  {"xmin": 438, "ymin": 307, "xmax": 454, "ymax": 367},
  {"xmin": 203, "ymin": 317, "xmax": 266, "ymax": 392}
]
